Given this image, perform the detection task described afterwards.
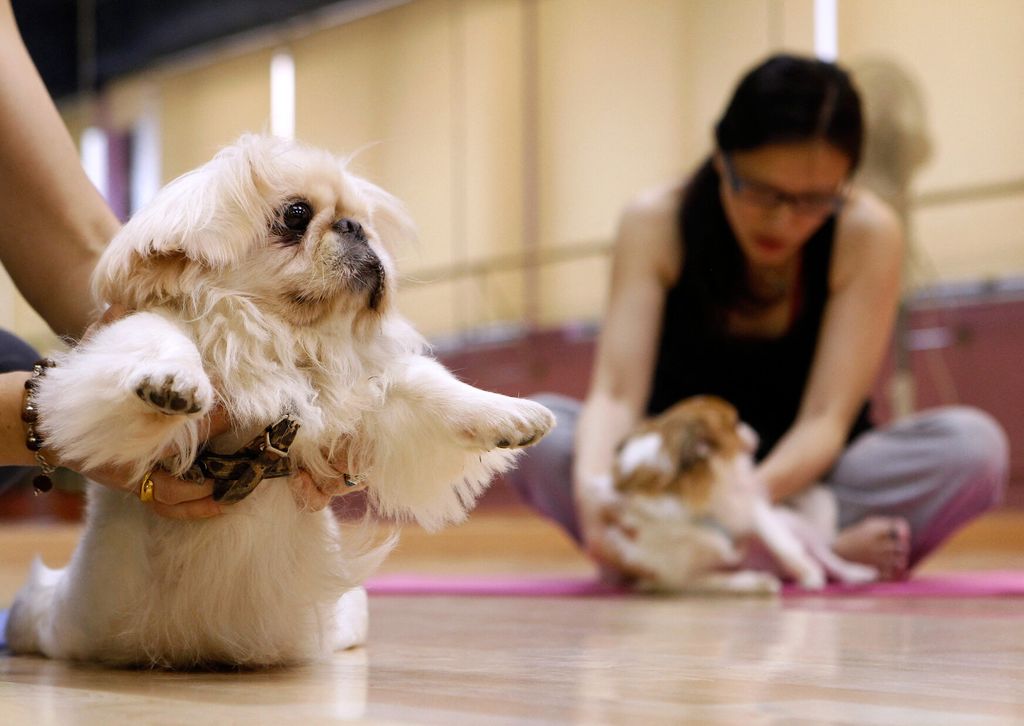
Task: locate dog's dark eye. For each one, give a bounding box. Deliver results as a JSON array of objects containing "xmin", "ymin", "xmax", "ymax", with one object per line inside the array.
[{"xmin": 282, "ymin": 202, "xmax": 313, "ymax": 233}]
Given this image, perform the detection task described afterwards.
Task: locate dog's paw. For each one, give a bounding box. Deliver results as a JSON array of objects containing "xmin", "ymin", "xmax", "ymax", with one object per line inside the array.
[
  {"xmin": 727, "ymin": 570, "xmax": 783, "ymax": 595},
  {"xmin": 681, "ymin": 570, "xmax": 782, "ymax": 595},
  {"xmin": 832, "ymin": 561, "xmax": 880, "ymax": 585},
  {"xmin": 130, "ymin": 367, "xmax": 213, "ymax": 416},
  {"xmin": 332, "ymin": 587, "xmax": 369, "ymax": 651},
  {"xmin": 793, "ymin": 563, "xmax": 827, "ymax": 590},
  {"xmin": 462, "ymin": 397, "xmax": 555, "ymax": 450}
]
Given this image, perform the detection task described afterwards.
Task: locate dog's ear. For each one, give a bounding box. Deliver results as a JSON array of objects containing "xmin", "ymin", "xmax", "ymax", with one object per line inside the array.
[
  {"xmin": 671, "ymin": 419, "xmax": 713, "ymax": 477},
  {"xmin": 656, "ymin": 419, "xmax": 716, "ymax": 506},
  {"xmin": 348, "ymin": 175, "xmax": 417, "ymax": 254},
  {"xmin": 614, "ymin": 422, "xmax": 709, "ymax": 496},
  {"xmin": 92, "ymin": 134, "xmax": 275, "ymax": 306}
]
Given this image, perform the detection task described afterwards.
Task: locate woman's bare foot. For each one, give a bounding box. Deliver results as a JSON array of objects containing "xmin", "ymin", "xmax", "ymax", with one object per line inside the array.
[{"xmin": 833, "ymin": 517, "xmax": 911, "ymax": 581}]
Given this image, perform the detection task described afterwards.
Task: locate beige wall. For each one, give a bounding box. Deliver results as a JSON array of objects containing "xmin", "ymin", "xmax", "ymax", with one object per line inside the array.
[
  {"xmin": 295, "ymin": 0, "xmax": 528, "ymax": 334},
  {"xmin": 840, "ymin": 0, "xmax": 1024, "ymax": 286},
  {"xmin": 160, "ymin": 50, "xmax": 275, "ymax": 180},
  {"xmin": 5, "ymin": 0, "xmax": 1019, "ymax": 346}
]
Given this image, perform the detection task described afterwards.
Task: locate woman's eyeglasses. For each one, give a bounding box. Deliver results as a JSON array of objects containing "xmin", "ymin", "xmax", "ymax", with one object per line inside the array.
[{"xmin": 720, "ymin": 153, "xmax": 848, "ymax": 217}]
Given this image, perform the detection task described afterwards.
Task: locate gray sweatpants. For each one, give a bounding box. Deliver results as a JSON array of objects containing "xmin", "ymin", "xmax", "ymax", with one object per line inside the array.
[{"xmin": 504, "ymin": 394, "xmax": 1010, "ymax": 566}]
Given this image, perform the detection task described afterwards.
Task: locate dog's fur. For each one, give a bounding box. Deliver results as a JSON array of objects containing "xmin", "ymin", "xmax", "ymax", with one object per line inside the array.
[
  {"xmin": 594, "ymin": 396, "xmax": 876, "ymax": 594},
  {"xmin": 5, "ymin": 135, "xmax": 554, "ymax": 667}
]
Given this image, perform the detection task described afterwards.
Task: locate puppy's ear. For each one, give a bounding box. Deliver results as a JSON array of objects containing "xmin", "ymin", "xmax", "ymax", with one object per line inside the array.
[
  {"xmin": 92, "ymin": 135, "xmax": 275, "ymax": 305},
  {"xmin": 670, "ymin": 419, "xmax": 713, "ymax": 477},
  {"xmin": 349, "ymin": 175, "xmax": 417, "ymax": 254}
]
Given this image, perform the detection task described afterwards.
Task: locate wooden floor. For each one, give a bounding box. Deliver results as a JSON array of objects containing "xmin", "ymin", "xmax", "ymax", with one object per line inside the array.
[{"xmin": 1, "ymin": 505, "xmax": 1023, "ymax": 725}]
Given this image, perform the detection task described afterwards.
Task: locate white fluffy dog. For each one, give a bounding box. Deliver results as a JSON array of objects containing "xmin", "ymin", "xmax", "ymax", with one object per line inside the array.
[
  {"xmin": 592, "ymin": 396, "xmax": 876, "ymax": 594},
  {"xmin": 5, "ymin": 135, "xmax": 554, "ymax": 667}
]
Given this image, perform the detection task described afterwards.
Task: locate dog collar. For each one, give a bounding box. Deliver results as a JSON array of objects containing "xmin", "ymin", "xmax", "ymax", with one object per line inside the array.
[
  {"xmin": 189, "ymin": 415, "xmax": 299, "ymax": 501},
  {"xmin": 187, "ymin": 415, "xmax": 365, "ymax": 504},
  {"xmin": 188, "ymin": 416, "xmax": 300, "ymax": 503}
]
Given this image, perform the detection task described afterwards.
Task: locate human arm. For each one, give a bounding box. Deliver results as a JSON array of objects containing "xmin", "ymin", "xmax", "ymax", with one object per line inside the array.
[
  {"xmin": 0, "ymin": 0, "xmax": 119, "ymax": 340},
  {"xmin": 759, "ymin": 191, "xmax": 905, "ymax": 501},
  {"xmin": 573, "ymin": 187, "xmax": 681, "ymax": 552},
  {"xmin": 0, "ymin": 6, "xmax": 232, "ymax": 519}
]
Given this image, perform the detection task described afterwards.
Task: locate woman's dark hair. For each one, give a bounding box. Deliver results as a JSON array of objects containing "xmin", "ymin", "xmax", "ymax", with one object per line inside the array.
[
  {"xmin": 715, "ymin": 53, "xmax": 863, "ymax": 168},
  {"xmin": 680, "ymin": 54, "xmax": 864, "ymax": 316}
]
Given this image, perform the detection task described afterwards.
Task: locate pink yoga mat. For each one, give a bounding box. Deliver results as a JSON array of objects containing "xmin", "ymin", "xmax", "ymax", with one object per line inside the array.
[
  {"xmin": 784, "ymin": 570, "xmax": 1024, "ymax": 598},
  {"xmin": 366, "ymin": 574, "xmax": 624, "ymax": 597},
  {"xmin": 365, "ymin": 570, "xmax": 1024, "ymax": 598},
  {"xmin": 2, "ymin": 572, "xmax": 1020, "ymax": 649}
]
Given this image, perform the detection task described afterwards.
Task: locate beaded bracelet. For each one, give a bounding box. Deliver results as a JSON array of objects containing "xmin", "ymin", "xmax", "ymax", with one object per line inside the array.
[{"xmin": 21, "ymin": 358, "xmax": 57, "ymax": 494}]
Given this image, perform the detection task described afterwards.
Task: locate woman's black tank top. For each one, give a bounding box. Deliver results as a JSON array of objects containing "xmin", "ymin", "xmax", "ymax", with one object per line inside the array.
[{"xmin": 645, "ymin": 201, "xmax": 873, "ymax": 462}]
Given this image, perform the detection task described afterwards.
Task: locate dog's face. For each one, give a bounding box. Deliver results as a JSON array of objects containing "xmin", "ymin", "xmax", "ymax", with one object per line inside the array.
[
  {"xmin": 94, "ymin": 135, "xmax": 414, "ymax": 328},
  {"xmin": 614, "ymin": 395, "xmax": 758, "ymax": 506}
]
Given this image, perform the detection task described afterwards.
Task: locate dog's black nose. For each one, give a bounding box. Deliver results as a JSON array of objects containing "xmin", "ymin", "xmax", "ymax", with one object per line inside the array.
[{"xmin": 332, "ymin": 218, "xmax": 366, "ymax": 241}]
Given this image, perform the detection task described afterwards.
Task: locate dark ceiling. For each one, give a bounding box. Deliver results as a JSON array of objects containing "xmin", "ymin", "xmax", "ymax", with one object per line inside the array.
[{"xmin": 12, "ymin": 0, "xmax": 354, "ymax": 100}]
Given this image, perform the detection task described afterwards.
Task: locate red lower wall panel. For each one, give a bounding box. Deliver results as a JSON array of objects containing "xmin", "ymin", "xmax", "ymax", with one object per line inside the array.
[{"xmin": 440, "ymin": 292, "xmax": 1024, "ymax": 508}]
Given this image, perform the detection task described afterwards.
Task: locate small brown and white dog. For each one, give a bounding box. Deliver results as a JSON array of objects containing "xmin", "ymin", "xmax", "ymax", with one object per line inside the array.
[
  {"xmin": 5, "ymin": 135, "xmax": 554, "ymax": 667},
  {"xmin": 593, "ymin": 396, "xmax": 876, "ymax": 594}
]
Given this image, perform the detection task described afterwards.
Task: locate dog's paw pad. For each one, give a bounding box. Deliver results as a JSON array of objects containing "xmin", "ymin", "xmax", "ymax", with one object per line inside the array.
[
  {"xmin": 726, "ymin": 571, "xmax": 782, "ymax": 594},
  {"xmin": 795, "ymin": 567, "xmax": 827, "ymax": 590},
  {"xmin": 472, "ymin": 401, "xmax": 555, "ymax": 451},
  {"xmin": 835, "ymin": 562, "xmax": 880, "ymax": 585},
  {"xmin": 494, "ymin": 435, "xmax": 539, "ymax": 449},
  {"xmin": 134, "ymin": 374, "xmax": 209, "ymax": 416}
]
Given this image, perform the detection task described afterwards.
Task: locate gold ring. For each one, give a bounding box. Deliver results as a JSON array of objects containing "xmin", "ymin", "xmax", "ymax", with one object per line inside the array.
[{"xmin": 138, "ymin": 471, "xmax": 155, "ymax": 503}]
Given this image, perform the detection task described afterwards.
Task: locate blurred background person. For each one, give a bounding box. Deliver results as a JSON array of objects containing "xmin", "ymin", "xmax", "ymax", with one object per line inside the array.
[{"xmin": 506, "ymin": 54, "xmax": 1008, "ymax": 581}]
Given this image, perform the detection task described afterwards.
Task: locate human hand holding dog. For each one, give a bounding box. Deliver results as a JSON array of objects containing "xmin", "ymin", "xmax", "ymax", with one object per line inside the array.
[
  {"xmin": 56, "ymin": 303, "xmax": 228, "ymax": 519},
  {"xmin": 66, "ymin": 409, "xmax": 230, "ymax": 520},
  {"xmin": 0, "ymin": 306, "xmax": 223, "ymax": 519},
  {"xmin": 286, "ymin": 466, "xmax": 365, "ymax": 513},
  {"xmin": 575, "ymin": 472, "xmax": 634, "ymax": 571},
  {"xmin": 17, "ymin": 379, "xmax": 230, "ymax": 520}
]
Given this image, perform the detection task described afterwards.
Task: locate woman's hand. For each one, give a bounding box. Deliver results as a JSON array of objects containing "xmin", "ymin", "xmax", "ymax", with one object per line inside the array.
[
  {"xmin": 53, "ymin": 407, "xmax": 231, "ymax": 520},
  {"xmin": 85, "ymin": 461, "xmax": 220, "ymax": 520},
  {"xmin": 575, "ymin": 473, "xmax": 631, "ymax": 568},
  {"xmin": 289, "ymin": 470, "xmax": 369, "ymax": 514},
  {"xmin": 289, "ymin": 470, "xmax": 335, "ymax": 513}
]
